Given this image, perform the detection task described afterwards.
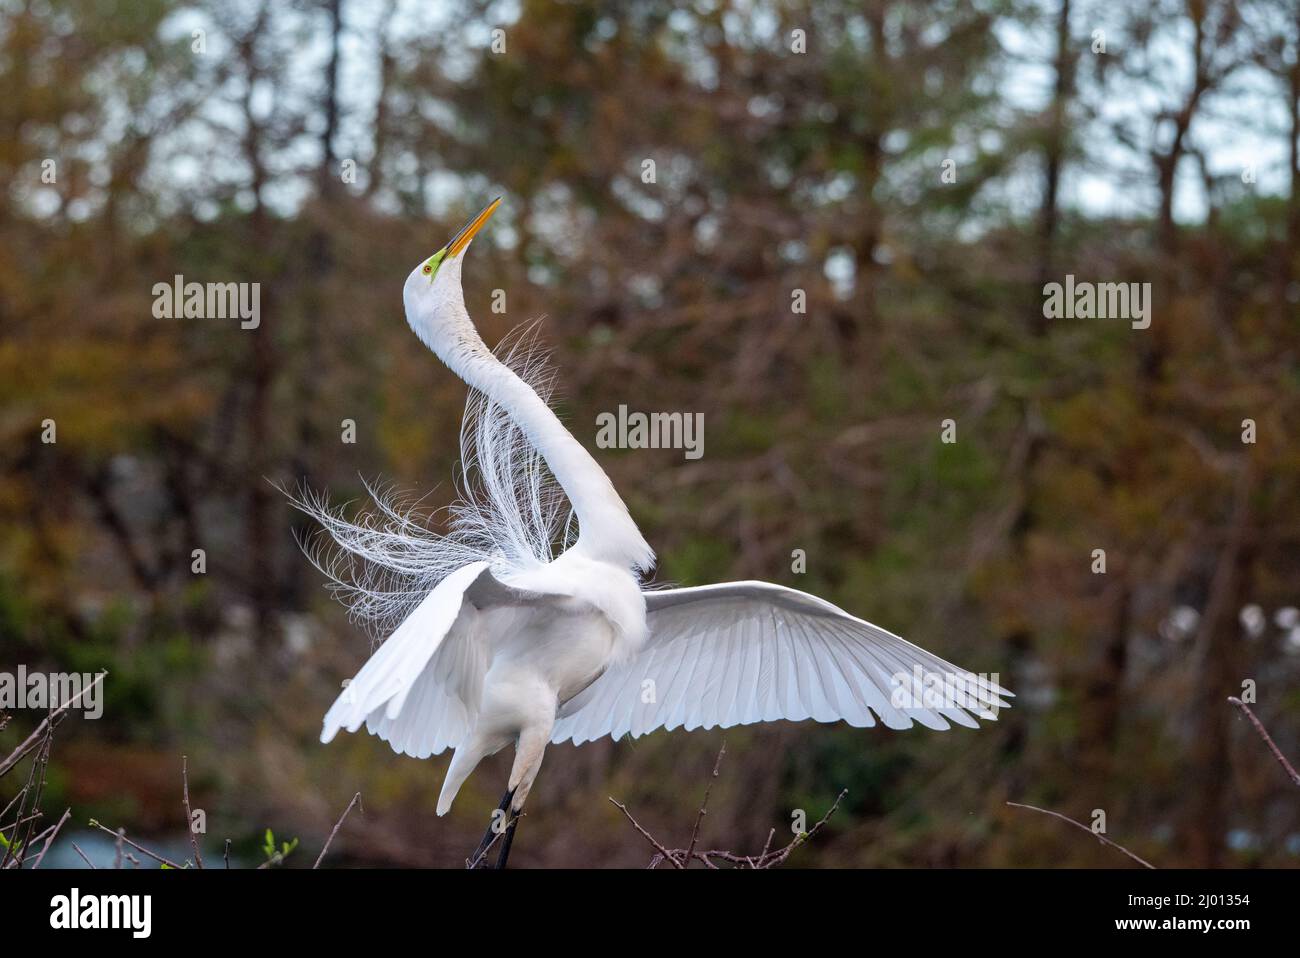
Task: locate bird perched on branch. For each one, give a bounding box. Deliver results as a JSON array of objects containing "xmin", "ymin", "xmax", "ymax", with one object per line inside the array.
[{"xmin": 290, "ymin": 197, "xmax": 1010, "ymax": 868}]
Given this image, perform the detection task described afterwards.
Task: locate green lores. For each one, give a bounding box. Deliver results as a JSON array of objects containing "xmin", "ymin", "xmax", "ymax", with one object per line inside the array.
[{"xmin": 421, "ymin": 247, "xmax": 448, "ymax": 281}]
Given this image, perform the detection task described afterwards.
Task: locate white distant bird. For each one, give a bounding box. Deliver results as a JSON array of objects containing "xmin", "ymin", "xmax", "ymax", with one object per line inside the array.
[{"xmin": 293, "ymin": 198, "xmax": 1010, "ymax": 867}]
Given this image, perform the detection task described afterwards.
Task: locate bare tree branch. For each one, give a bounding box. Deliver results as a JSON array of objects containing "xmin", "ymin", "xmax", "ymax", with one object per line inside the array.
[
  {"xmin": 31, "ymin": 807, "xmax": 71, "ymax": 869},
  {"xmin": 465, "ymin": 822, "xmax": 507, "ymax": 870},
  {"xmin": 71, "ymin": 841, "xmax": 96, "ymax": 869},
  {"xmin": 682, "ymin": 742, "xmax": 726, "ymax": 869},
  {"xmin": 315, "ymin": 791, "xmax": 363, "ymax": 868},
  {"xmin": 1228, "ymin": 697, "xmax": 1300, "ymax": 787},
  {"xmin": 609, "ymin": 798, "xmax": 684, "ymax": 869},
  {"xmin": 182, "ymin": 755, "xmax": 204, "ymax": 868},
  {"xmin": 87, "ymin": 819, "xmax": 183, "ymax": 870},
  {"xmin": 0, "ymin": 672, "xmax": 107, "ymax": 778},
  {"xmin": 2, "ymin": 725, "xmax": 54, "ymax": 868},
  {"xmin": 612, "ymin": 748, "xmax": 846, "ymax": 869},
  {"xmin": 1006, "ymin": 801, "xmax": 1155, "ymax": 869}
]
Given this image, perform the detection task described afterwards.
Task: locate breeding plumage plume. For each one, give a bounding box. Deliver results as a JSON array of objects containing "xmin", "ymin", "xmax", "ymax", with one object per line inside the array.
[{"xmin": 289, "ymin": 198, "xmax": 1010, "ymax": 868}]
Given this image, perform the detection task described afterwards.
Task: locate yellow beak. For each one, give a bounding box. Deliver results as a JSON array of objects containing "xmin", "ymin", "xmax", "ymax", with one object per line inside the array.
[{"xmin": 446, "ymin": 197, "xmax": 501, "ymax": 257}]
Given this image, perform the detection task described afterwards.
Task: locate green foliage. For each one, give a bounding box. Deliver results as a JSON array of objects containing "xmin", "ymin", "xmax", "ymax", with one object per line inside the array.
[{"xmin": 261, "ymin": 829, "xmax": 299, "ymax": 867}]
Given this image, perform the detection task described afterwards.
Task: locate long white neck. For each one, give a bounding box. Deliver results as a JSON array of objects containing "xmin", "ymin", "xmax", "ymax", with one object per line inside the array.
[{"xmin": 408, "ymin": 258, "xmax": 655, "ymax": 574}]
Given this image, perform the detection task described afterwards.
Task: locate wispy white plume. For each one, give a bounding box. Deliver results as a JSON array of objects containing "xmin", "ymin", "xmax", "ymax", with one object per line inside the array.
[{"xmin": 284, "ymin": 321, "xmax": 577, "ymax": 641}]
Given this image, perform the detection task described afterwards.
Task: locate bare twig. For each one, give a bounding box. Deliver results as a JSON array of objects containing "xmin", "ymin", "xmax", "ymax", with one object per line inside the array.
[
  {"xmin": 466, "ymin": 823, "xmax": 507, "ymax": 870},
  {"xmin": 71, "ymin": 841, "xmax": 96, "ymax": 869},
  {"xmin": 87, "ymin": 820, "xmax": 183, "ymax": 869},
  {"xmin": 761, "ymin": 789, "xmax": 846, "ymax": 868},
  {"xmin": 0, "ymin": 672, "xmax": 106, "ymax": 778},
  {"xmin": 182, "ymin": 755, "xmax": 204, "ymax": 868},
  {"xmin": 609, "ymin": 798, "xmax": 684, "ymax": 869},
  {"xmin": 10, "ymin": 807, "xmax": 73, "ymax": 871},
  {"xmin": 1, "ymin": 812, "xmax": 44, "ymax": 836},
  {"xmin": 224, "ymin": 839, "xmax": 231, "ymax": 869},
  {"xmin": 315, "ymin": 792, "xmax": 362, "ymax": 868},
  {"xmin": 3, "ymin": 725, "xmax": 54, "ymax": 868},
  {"xmin": 466, "ymin": 808, "xmax": 525, "ymax": 870},
  {"xmin": 1006, "ymin": 801, "xmax": 1155, "ymax": 869},
  {"xmin": 611, "ymin": 749, "xmax": 846, "ymax": 869},
  {"xmin": 682, "ymin": 742, "xmax": 726, "ymax": 869},
  {"xmin": 0, "ymin": 788, "xmax": 25, "ymax": 824},
  {"xmin": 1228, "ymin": 697, "xmax": 1300, "ymax": 787},
  {"xmin": 31, "ymin": 808, "xmax": 71, "ymax": 869}
]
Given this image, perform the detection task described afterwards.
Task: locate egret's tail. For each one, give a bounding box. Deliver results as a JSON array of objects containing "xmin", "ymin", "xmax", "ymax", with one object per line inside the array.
[{"xmin": 437, "ymin": 741, "xmax": 489, "ymax": 816}]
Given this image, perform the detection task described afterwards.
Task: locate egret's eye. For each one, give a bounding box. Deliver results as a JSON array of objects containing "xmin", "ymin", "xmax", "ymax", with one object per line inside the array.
[{"xmin": 422, "ymin": 264, "xmax": 433, "ymax": 275}]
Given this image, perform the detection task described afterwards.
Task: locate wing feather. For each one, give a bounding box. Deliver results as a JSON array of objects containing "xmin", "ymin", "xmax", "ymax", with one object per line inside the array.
[
  {"xmin": 323, "ymin": 561, "xmax": 544, "ymax": 758},
  {"xmin": 551, "ymin": 580, "xmax": 1011, "ymax": 745}
]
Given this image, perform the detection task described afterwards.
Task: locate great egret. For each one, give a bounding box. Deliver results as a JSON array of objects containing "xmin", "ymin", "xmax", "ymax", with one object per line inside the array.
[{"xmin": 291, "ymin": 198, "xmax": 1010, "ymax": 868}]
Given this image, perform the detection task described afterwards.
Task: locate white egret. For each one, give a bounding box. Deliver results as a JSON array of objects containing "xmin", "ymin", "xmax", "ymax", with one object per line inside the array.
[{"xmin": 291, "ymin": 198, "xmax": 1010, "ymax": 867}]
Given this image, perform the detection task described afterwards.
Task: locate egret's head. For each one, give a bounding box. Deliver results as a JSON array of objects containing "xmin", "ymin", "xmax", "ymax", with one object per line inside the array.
[{"xmin": 402, "ymin": 197, "xmax": 501, "ymax": 353}]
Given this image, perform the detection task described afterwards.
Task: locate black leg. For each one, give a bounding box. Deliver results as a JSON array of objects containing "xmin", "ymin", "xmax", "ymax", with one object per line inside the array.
[
  {"xmin": 467, "ymin": 788, "xmax": 514, "ymax": 869},
  {"xmin": 494, "ymin": 809, "xmax": 519, "ymax": 869}
]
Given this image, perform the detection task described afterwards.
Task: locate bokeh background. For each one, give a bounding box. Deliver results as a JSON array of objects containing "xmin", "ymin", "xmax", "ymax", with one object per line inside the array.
[{"xmin": 2, "ymin": 0, "xmax": 1299, "ymax": 868}]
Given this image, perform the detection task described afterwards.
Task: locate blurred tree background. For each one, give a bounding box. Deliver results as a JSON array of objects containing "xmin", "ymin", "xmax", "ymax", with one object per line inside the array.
[{"xmin": 1, "ymin": 0, "xmax": 1299, "ymax": 867}]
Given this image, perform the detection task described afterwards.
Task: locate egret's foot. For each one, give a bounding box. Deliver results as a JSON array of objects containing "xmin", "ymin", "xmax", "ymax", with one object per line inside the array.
[{"xmin": 467, "ymin": 788, "xmax": 514, "ymax": 869}]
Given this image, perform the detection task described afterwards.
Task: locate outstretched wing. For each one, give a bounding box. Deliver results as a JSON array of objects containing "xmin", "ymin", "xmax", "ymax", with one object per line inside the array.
[
  {"xmin": 551, "ymin": 580, "xmax": 1012, "ymax": 746},
  {"xmin": 321, "ymin": 561, "xmax": 546, "ymax": 758}
]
